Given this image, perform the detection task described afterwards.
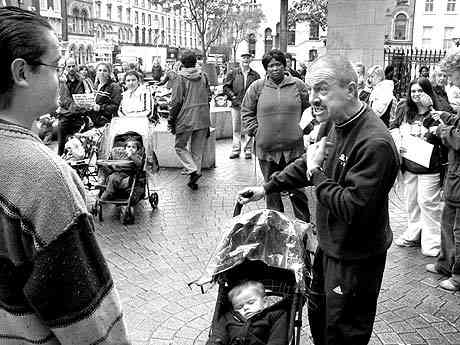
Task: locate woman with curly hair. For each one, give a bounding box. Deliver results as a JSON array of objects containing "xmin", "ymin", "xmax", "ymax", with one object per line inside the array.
[{"xmin": 390, "ymin": 78, "xmax": 446, "ymax": 257}]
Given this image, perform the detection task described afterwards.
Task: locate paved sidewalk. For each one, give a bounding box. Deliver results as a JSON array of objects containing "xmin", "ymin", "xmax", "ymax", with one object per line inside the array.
[{"xmin": 88, "ymin": 139, "xmax": 460, "ymax": 345}]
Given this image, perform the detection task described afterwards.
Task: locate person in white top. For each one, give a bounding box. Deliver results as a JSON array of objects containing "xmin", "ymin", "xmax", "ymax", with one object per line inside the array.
[
  {"xmin": 118, "ymin": 70, "xmax": 152, "ymax": 117},
  {"xmin": 368, "ymin": 65, "xmax": 394, "ymax": 126}
]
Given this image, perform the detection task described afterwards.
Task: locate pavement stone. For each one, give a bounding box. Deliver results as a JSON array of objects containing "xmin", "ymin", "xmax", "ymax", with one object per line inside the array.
[{"xmin": 80, "ymin": 139, "xmax": 460, "ymax": 345}]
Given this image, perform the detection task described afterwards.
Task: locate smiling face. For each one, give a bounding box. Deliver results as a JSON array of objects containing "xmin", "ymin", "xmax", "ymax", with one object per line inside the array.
[
  {"xmin": 240, "ymin": 55, "xmax": 251, "ymax": 68},
  {"xmin": 410, "ymin": 82, "xmax": 424, "ymax": 104},
  {"xmin": 231, "ymin": 286, "xmax": 265, "ymax": 320}
]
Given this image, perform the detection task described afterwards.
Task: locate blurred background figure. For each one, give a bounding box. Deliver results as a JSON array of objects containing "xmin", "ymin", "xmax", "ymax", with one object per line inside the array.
[
  {"xmin": 430, "ymin": 66, "xmax": 455, "ymax": 113},
  {"xmin": 368, "ymin": 65, "xmax": 394, "ymax": 127},
  {"xmin": 285, "ymin": 52, "xmax": 301, "ymax": 79},
  {"xmin": 151, "ymin": 58, "xmax": 163, "ymax": 82},
  {"xmin": 118, "ymin": 71, "xmax": 152, "ymax": 118}
]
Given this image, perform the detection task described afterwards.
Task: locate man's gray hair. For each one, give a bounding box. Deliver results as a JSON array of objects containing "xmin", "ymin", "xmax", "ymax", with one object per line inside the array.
[{"xmin": 309, "ymin": 55, "xmax": 358, "ymax": 87}]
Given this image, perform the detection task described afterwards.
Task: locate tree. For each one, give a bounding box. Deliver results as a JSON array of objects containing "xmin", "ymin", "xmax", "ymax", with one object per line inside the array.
[
  {"xmin": 288, "ymin": 0, "xmax": 327, "ymax": 30},
  {"xmin": 225, "ymin": 5, "xmax": 265, "ymax": 62},
  {"xmin": 175, "ymin": 0, "xmax": 239, "ymax": 63}
]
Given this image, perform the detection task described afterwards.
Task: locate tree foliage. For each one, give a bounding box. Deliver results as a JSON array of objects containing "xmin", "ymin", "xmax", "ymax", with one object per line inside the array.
[
  {"xmin": 224, "ymin": 5, "xmax": 265, "ymax": 62},
  {"xmin": 176, "ymin": 0, "xmax": 238, "ymax": 62},
  {"xmin": 288, "ymin": 0, "xmax": 328, "ymax": 30}
]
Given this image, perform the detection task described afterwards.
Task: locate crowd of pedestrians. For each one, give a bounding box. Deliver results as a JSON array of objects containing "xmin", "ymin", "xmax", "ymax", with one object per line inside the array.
[{"xmin": 2, "ymin": 5, "xmax": 460, "ymax": 345}]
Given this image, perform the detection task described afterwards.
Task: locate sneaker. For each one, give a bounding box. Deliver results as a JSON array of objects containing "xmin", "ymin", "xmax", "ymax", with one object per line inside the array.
[
  {"xmin": 394, "ymin": 237, "xmax": 420, "ymax": 247},
  {"xmin": 439, "ymin": 278, "xmax": 460, "ymax": 291},
  {"xmin": 187, "ymin": 182, "xmax": 198, "ymax": 190},
  {"xmin": 425, "ymin": 264, "xmax": 440, "ymax": 274},
  {"xmin": 229, "ymin": 152, "xmax": 240, "ymax": 159},
  {"xmin": 244, "ymin": 152, "xmax": 252, "ymax": 159}
]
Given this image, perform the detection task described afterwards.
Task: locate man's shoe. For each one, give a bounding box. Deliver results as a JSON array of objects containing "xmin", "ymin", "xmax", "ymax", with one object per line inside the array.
[
  {"xmin": 439, "ymin": 278, "xmax": 460, "ymax": 291},
  {"xmin": 187, "ymin": 182, "xmax": 198, "ymax": 190},
  {"xmin": 426, "ymin": 264, "xmax": 440, "ymax": 274},
  {"xmin": 244, "ymin": 152, "xmax": 252, "ymax": 159},
  {"xmin": 394, "ymin": 237, "xmax": 420, "ymax": 247},
  {"xmin": 189, "ymin": 172, "xmax": 202, "ymax": 185},
  {"xmin": 229, "ymin": 152, "xmax": 240, "ymax": 159}
]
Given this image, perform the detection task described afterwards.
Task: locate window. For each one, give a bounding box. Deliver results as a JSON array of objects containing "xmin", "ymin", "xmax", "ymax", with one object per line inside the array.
[
  {"xmin": 148, "ymin": 14, "xmax": 151, "ymax": 26},
  {"xmin": 118, "ymin": 6, "xmax": 122, "ymax": 22},
  {"xmin": 393, "ymin": 13, "xmax": 408, "ymax": 40},
  {"xmin": 425, "ymin": 0, "xmax": 433, "ymax": 12},
  {"xmin": 309, "ymin": 49, "xmax": 318, "ymax": 61},
  {"xmin": 47, "ymin": 0, "xmax": 54, "ymax": 10},
  {"xmin": 396, "ymin": 0, "xmax": 408, "ymax": 5},
  {"xmin": 134, "ymin": 0, "xmax": 138, "ymax": 7},
  {"xmin": 107, "ymin": 4, "xmax": 111, "ymax": 20},
  {"xmin": 96, "ymin": 2, "xmax": 101, "ymax": 18},
  {"xmin": 444, "ymin": 27, "xmax": 455, "ymax": 49},
  {"xmin": 447, "ymin": 0, "xmax": 456, "ymax": 11},
  {"xmin": 126, "ymin": 8, "xmax": 131, "ymax": 22},
  {"xmin": 142, "ymin": 13, "xmax": 145, "ymax": 25},
  {"xmin": 142, "ymin": 0, "xmax": 145, "ymax": 8},
  {"xmin": 309, "ymin": 22, "xmax": 319, "ymax": 40},
  {"xmin": 161, "ymin": 16, "xmax": 165, "ymax": 29},
  {"xmin": 135, "ymin": 11, "xmax": 139, "ymax": 24},
  {"xmin": 422, "ymin": 26, "xmax": 433, "ymax": 48}
]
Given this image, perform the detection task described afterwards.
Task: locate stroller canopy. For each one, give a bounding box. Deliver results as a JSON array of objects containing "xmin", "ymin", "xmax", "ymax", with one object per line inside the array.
[{"xmin": 195, "ymin": 209, "xmax": 312, "ymax": 291}]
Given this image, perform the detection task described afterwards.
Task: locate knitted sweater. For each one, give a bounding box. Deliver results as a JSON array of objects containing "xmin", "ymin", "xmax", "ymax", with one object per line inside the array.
[
  {"xmin": 0, "ymin": 120, "xmax": 131, "ymax": 345},
  {"xmin": 241, "ymin": 76, "xmax": 309, "ymax": 157}
]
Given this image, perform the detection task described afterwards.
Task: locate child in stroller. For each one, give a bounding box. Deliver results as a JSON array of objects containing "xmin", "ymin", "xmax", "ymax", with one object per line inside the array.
[
  {"xmin": 99, "ymin": 138, "xmax": 143, "ymax": 201},
  {"xmin": 193, "ymin": 207, "xmax": 313, "ymax": 345},
  {"xmin": 209, "ymin": 280, "xmax": 288, "ymax": 345}
]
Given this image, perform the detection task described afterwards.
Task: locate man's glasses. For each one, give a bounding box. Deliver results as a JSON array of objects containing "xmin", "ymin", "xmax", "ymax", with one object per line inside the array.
[{"xmin": 28, "ymin": 61, "xmax": 61, "ymax": 73}]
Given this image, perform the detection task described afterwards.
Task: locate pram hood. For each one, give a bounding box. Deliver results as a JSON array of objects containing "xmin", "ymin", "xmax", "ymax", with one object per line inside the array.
[
  {"xmin": 98, "ymin": 116, "xmax": 159, "ymax": 173},
  {"xmin": 194, "ymin": 209, "xmax": 312, "ymax": 292}
]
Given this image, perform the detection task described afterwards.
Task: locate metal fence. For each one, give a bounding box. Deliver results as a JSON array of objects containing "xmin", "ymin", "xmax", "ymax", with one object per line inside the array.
[{"xmin": 384, "ymin": 48, "xmax": 447, "ymax": 99}]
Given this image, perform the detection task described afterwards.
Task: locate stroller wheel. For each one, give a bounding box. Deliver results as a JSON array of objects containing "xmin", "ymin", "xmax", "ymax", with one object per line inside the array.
[
  {"xmin": 121, "ymin": 206, "xmax": 134, "ymax": 225},
  {"xmin": 149, "ymin": 192, "xmax": 159, "ymax": 209},
  {"xmin": 98, "ymin": 203, "xmax": 103, "ymax": 222}
]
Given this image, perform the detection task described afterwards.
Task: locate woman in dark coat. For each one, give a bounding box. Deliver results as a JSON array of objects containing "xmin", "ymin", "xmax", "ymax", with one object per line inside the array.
[{"xmin": 90, "ymin": 62, "xmax": 122, "ymax": 127}]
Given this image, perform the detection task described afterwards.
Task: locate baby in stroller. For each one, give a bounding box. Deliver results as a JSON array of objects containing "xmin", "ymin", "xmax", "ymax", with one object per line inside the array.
[
  {"xmin": 209, "ymin": 280, "xmax": 288, "ymax": 345},
  {"xmin": 99, "ymin": 137, "xmax": 143, "ymax": 201}
]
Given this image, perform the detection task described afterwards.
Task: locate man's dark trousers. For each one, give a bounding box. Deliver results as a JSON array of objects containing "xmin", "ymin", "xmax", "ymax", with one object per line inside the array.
[
  {"xmin": 308, "ymin": 247, "xmax": 387, "ymax": 345},
  {"xmin": 57, "ymin": 114, "xmax": 85, "ymax": 156},
  {"xmin": 259, "ymin": 155, "xmax": 310, "ymax": 222}
]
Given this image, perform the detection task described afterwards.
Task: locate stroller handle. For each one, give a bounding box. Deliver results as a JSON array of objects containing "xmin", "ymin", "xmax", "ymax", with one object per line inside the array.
[{"xmin": 233, "ymin": 191, "xmax": 254, "ymax": 217}]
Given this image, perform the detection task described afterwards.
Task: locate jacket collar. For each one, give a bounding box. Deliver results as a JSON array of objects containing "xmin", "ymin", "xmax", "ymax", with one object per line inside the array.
[
  {"xmin": 264, "ymin": 75, "xmax": 296, "ymax": 88},
  {"xmin": 335, "ymin": 102, "xmax": 367, "ymax": 131}
]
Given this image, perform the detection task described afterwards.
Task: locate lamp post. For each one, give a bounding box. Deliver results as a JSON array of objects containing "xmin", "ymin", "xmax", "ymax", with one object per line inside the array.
[{"xmin": 279, "ymin": 0, "xmax": 288, "ymax": 52}]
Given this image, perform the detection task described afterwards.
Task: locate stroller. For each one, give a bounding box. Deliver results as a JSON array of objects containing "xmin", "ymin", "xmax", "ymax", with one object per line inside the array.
[
  {"xmin": 192, "ymin": 203, "xmax": 315, "ymax": 345},
  {"xmin": 64, "ymin": 127, "xmax": 105, "ymax": 190},
  {"xmin": 90, "ymin": 116, "xmax": 159, "ymax": 224}
]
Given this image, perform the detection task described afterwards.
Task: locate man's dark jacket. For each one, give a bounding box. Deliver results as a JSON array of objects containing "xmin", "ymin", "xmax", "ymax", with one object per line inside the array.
[
  {"xmin": 223, "ymin": 67, "xmax": 260, "ymax": 108},
  {"xmin": 264, "ymin": 105, "xmax": 400, "ymax": 260}
]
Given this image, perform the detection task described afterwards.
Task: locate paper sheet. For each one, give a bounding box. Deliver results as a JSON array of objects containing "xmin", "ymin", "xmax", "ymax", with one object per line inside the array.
[
  {"xmin": 299, "ymin": 107, "xmax": 314, "ymax": 130},
  {"xmin": 401, "ymin": 134, "xmax": 434, "ymax": 168},
  {"xmin": 72, "ymin": 93, "xmax": 96, "ymax": 107}
]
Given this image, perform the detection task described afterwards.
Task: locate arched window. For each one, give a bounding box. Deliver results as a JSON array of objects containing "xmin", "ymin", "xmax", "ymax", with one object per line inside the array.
[
  {"xmin": 394, "ymin": 13, "xmax": 408, "ymax": 40},
  {"xmin": 264, "ymin": 27, "xmax": 273, "ymax": 53},
  {"xmin": 72, "ymin": 8, "xmax": 79, "ymax": 33},
  {"xmin": 142, "ymin": 28, "xmax": 146, "ymax": 44},
  {"xmin": 148, "ymin": 29, "xmax": 152, "ymax": 44},
  {"xmin": 81, "ymin": 9, "xmax": 89, "ymax": 33},
  {"xmin": 135, "ymin": 27, "xmax": 139, "ymax": 43},
  {"xmin": 309, "ymin": 22, "xmax": 319, "ymax": 40}
]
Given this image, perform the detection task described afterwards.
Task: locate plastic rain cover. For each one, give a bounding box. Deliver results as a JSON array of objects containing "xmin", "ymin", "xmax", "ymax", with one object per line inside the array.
[{"xmin": 195, "ymin": 209, "xmax": 313, "ymax": 292}]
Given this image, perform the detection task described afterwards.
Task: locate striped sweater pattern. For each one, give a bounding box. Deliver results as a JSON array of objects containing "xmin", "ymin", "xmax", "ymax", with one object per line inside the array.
[{"xmin": 0, "ymin": 121, "xmax": 131, "ymax": 345}]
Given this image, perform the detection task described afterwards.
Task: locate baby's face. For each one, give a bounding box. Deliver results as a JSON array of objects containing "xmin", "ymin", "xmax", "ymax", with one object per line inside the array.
[
  {"xmin": 231, "ymin": 287, "xmax": 265, "ymax": 319},
  {"xmin": 125, "ymin": 142, "xmax": 138, "ymax": 156}
]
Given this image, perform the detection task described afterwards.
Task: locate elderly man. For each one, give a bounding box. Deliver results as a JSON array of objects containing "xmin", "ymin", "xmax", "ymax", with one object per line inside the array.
[
  {"xmin": 0, "ymin": 7, "xmax": 131, "ymax": 345},
  {"xmin": 223, "ymin": 52, "xmax": 260, "ymax": 159},
  {"xmin": 238, "ymin": 55, "xmax": 400, "ymax": 345},
  {"xmin": 57, "ymin": 57, "xmax": 92, "ymax": 155}
]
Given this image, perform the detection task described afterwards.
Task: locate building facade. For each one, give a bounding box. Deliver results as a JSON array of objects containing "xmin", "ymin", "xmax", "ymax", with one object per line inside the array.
[
  {"xmin": 384, "ymin": 0, "xmax": 416, "ymax": 49},
  {"xmin": 413, "ymin": 0, "xmax": 460, "ymax": 50}
]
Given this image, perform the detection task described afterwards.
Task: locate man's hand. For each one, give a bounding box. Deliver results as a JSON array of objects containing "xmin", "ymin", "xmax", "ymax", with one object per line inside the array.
[
  {"xmin": 237, "ymin": 186, "xmax": 265, "ymax": 205},
  {"xmin": 307, "ymin": 137, "xmax": 329, "ymax": 169}
]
